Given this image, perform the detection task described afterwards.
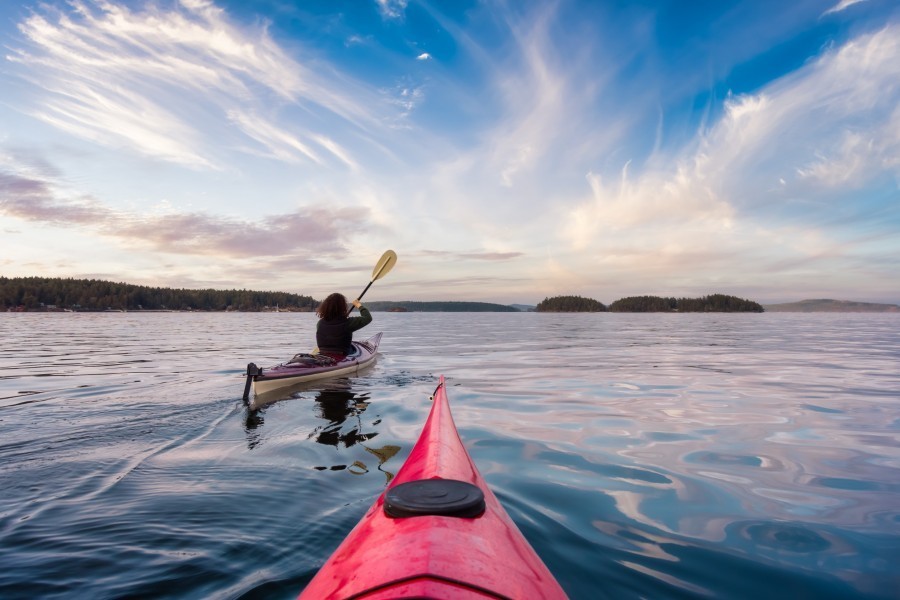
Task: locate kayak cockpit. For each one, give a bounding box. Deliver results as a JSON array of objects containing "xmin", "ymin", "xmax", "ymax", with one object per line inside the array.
[{"xmin": 384, "ymin": 479, "xmax": 486, "ymax": 518}]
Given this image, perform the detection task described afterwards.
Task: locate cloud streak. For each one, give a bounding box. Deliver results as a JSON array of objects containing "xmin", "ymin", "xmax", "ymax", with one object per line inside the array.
[
  {"xmin": 822, "ymin": 0, "xmax": 868, "ymax": 17},
  {"xmin": 565, "ymin": 24, "xmax": 900, "ymax": 246},
  {"xmin": 421, "ymin": 249, "xmax": 525, "ymax": 261},
  {"xmin": 0, "ymin": 168, "xmax": 366, "ymax": 258},
  {"xmin": 6, "ymin": 0, "xmax": 390, "ymax": 169}
]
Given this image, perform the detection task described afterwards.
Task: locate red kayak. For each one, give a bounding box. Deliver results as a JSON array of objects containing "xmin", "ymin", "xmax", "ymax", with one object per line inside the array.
[{"xmin": 299, "ymin": 376, "xmax": 567, "ymax": 599}]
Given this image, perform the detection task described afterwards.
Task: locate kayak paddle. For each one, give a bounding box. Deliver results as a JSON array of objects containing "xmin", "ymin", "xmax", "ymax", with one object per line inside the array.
[{"xmin": 348, "ymin": 249, "xmax": 397, "ymax": 316}]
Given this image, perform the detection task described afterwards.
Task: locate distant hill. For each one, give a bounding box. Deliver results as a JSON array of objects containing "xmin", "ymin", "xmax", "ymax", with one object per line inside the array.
[
  {"xmin": 365, "ymin": 301, "xmax": 519, "ymax": 312},
  {"xmin": 764, "ymin": 299, "xmax": 900, "ymax": 313},
  {"xmin": 508, "ymin": 304, "xmax": 536, "ymax": 312}
]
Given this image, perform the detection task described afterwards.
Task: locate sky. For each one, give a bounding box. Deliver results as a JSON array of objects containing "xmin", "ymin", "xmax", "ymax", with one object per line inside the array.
[{"xmin": 1, "ymin": 0, "xmax": 898, "ymax": 305}]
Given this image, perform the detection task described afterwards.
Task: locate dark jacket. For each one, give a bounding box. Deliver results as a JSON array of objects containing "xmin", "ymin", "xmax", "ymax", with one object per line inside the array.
[{"xmin": 316, "ymin": 306, "xmax": 372, "ymax": 355}]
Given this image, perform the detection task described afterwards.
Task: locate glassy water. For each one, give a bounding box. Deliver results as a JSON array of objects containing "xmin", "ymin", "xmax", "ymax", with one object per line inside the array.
[{"xmin": 0, "ymin": 312, "xmax": 898, "ymax": 599}]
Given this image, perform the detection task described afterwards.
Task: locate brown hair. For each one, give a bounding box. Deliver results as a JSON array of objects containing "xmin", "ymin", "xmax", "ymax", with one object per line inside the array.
[{"xmin": 316, "ymin": 293, "xmax": 348, "ymax": 320}]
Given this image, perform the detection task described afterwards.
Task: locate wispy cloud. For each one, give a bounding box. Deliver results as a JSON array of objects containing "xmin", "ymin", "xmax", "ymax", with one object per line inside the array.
[
  {"xmin": 421, "ymin": 249, "xmax": 524, "ymax": 261},
  {"xmin": 558, "ymin": 23, "xmax": 900, "ymax": 294},
  {"xmin": 375, "ymin": 0, "xmax": 409, "ymax": 21},
  {"xmin": 483, "ymin": 8, "xmax": 584, "ymax": 189},
  {"xmin": 0, "ymin": 171, "xmax": 108, "ymax": 224},
  {"xmin": 5, "ymin": 0, "xmax": 388, "ymax": 169},
  {"xmin": 0, "ymin": 168, "xmax": 367, "ymax": 258},
  {"xmin": 116, "ymin": 209, "xmax": 366, "ymax": 257},
  {"xmin": 228, "ymin": 110, "xmax": 323, "ymax": 166},
  {"xmin": 384, "ymin": 83, "xmax": 426, "ymax": 123},
  {"xmin": 458, "ymin": 251, "xmax": 524, "ymax": 260},
  {"xmin": 822, "ymin": 0, "xmax": 868, "ymax": 17},
  {"xmin": 416, "ymin": 1, "xmax": 631, "ymax": 213}
]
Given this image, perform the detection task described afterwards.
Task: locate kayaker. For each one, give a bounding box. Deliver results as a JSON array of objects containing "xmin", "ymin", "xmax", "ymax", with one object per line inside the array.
[{"xmin": 315, "ymin": 293, "xmax": 373, "ymax": 360}]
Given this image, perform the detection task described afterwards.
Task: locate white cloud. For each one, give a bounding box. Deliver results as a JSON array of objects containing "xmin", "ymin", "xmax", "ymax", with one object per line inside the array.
[
  {"xmin": 822, "ymin": 0, "xmax": 868, "ymax": 17},
  {"xmin": 376, "ymin": 0, "xmax": 409, "ymax": 20},
  {"xmin": 571, "ymin": 162, "xmax": 733, "ymax": 237},
  {"xmin": 310, "ymin": 135, "xmax": 360, "ymax": 171},
  {"xmin": 6, "ymin": 1, "xmax": 388, "ymax": 168},
  {"xmin": 499, "ymin": 145, "xmax": 535, "ymax": 187},
  {"xmin": 385, "ymin": 84, "xmax": 426, "ymax": 121},
  {"xmin": 560, "ymin": 23, "xmax": 900, "ymax": 291},
  {"xmin": 0, "ymin": 163, "xmax": 366, "ymax": 259},
  {"xmin": 795, "ymin": 132, "xmax": 873, "ymax": 186},
  {"xmin": 416, "ymin": 52, "xmax": 432, "ymax": 61},
  {"xmin": 424, "ymin": 3, "xmax": 626, "ymax": 195},
  {"xmin": 227, "ymin": 110, "xmax": 323, "ymax": 165}
]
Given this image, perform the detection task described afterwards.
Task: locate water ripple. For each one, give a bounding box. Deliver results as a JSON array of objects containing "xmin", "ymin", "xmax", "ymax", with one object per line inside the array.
[{"xmin": 1, "ymin": 312, "xmax": 898, "ymax": 599}]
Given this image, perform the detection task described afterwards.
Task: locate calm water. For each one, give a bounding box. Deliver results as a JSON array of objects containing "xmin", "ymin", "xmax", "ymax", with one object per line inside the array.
[{"xmin": 0, "ymin": 312, "xmax": 898, "ymax": 599}]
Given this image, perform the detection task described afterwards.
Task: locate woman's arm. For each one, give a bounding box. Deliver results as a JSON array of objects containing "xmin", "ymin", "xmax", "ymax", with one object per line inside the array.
[{"xmin": 347, "ymin": 305, "xmax": 372, "ymax": 332}]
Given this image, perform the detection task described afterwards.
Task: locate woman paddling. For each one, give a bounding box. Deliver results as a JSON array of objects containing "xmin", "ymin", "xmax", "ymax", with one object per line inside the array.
[{"xmin": 316, "ymin": 293, "xmax": 373, "ymax": 360}]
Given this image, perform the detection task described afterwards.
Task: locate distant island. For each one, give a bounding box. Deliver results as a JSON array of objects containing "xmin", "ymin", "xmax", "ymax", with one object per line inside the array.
[
  {"xmin": 508, "ymin": 303, "xmax": 536, "ymax": 312},
  {"xmin": 610, "ymin": 294, "xmax": 764, "ymax": 312},
  {"xmin": 763, "ymin": 299, "xmax": 900, "ymax": 313},
  {"xmin": 535, "ymin": 295, "xmax": 606, "ymax": 312},
  {"xmin": 1, "ymin": 276, "xmax": 317, "ymax": 312},
  {"xmin": 365, "ymin": 301, "xmax": 519, "ymax": 312},
  {"xmin": 536, "ymin": 293, "xmax": 764, "ymax": 312}
]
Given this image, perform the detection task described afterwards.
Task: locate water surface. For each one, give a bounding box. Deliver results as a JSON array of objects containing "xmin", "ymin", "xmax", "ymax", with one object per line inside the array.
[{"xmin": 1, "ymin": 312, "xmax": 898, "ymax": 598}]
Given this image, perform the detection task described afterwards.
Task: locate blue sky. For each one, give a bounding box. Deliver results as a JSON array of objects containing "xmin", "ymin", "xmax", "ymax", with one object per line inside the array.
[{"xmin": 1, "ymin": 0, "xmax": 898, "ymax": 304}]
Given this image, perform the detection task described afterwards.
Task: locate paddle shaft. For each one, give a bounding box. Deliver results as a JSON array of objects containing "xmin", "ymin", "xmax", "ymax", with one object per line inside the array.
[{"xmin": 347, "ymin": 280, "xmax": 375, "ymax": 315}]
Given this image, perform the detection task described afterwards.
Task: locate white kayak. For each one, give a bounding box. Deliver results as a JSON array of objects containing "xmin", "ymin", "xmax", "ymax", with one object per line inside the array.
[{"xmin": 242, "ymin": 332, "xmax": 382, "ymax": 399}]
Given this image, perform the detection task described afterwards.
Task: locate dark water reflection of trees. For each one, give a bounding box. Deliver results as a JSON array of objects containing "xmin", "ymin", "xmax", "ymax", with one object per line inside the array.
[{"xmin": 243, "ymin": 384, "xmax": 399, "ymax": 481}]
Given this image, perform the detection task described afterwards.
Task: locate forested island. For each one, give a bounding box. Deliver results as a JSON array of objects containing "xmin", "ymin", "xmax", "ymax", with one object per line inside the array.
[
  {"xmin": 609, "ymin": 294, "xmax": 764, "ymax": 312},
  {"xmin": 535, "ymin": 296, "xmax": 607, "ymax": 312},
  {"xmin": 536, "ymin": 294, "xmax": 764, "ymax": 312},
  {"xmin": 1, "ymin": 277, "xmax": 317, "ymax": 312}
]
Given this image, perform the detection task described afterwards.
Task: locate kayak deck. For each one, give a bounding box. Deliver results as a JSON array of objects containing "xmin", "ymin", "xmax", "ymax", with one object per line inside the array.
[
  {"xmin": 245, "ymin": 332, "xmax": 382, "ymax": 397},
  {"xmin": 298, "ymin": 376, "xmax": 567, "ymax": 599}
]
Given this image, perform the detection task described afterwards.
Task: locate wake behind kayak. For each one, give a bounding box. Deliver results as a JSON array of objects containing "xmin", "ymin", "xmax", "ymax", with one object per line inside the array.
[{"xmin": 299, "ymin": 376, "xmax": 568, "ymax": 599}]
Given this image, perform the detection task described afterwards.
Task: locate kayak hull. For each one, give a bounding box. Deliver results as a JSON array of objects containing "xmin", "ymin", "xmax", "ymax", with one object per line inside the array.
[
  {"xmin": 298, "ymin": 375, "xmax": 567, "ymax": 599},
  {"xmin": 250, "ymin": 332, "xmax": 382, "ymax": 396}
]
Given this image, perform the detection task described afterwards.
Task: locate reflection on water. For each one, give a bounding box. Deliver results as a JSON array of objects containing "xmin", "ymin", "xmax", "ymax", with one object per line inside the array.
[
  {"xmin": 310, "ymin": 387, "xmax": 377, "ymax": 448},
  {"xmin": 243, "ymin": 381, "xmax": 400, "ymax": 482}
]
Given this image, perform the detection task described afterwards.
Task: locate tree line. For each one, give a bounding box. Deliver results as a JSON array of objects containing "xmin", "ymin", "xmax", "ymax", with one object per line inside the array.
[
  {"xmin": 1, "ymin": 278, "xmax": 765, "ymax": 313},
  {"xmin": 538, "ymin": 294, "xmax": 764, "ymax": 312},
  {"xmin": 0, "ymin": 277, "xmax": 318, "ymax": 312},
  {"xmin": 365, "ymin": 301, "xmax": 519, "ymax": 312},
  {"xmin": 610, "ymin": 294, "xmax": 764, "ymax": 312},
  {"xmin": 535, "ymin": 295, "xmax": 607, "ymax": 312}
]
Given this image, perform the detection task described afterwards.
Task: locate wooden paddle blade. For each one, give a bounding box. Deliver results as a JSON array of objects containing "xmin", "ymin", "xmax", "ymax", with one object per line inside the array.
[{"xmin": 371, "ymin": 250, "xmax": 397, "ymax": 281}]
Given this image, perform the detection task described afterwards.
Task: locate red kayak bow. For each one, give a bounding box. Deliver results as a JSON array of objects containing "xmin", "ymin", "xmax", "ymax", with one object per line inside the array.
[{"xmin": 299, "ymin": 376, "xmax": 567, "ymax": 599}]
